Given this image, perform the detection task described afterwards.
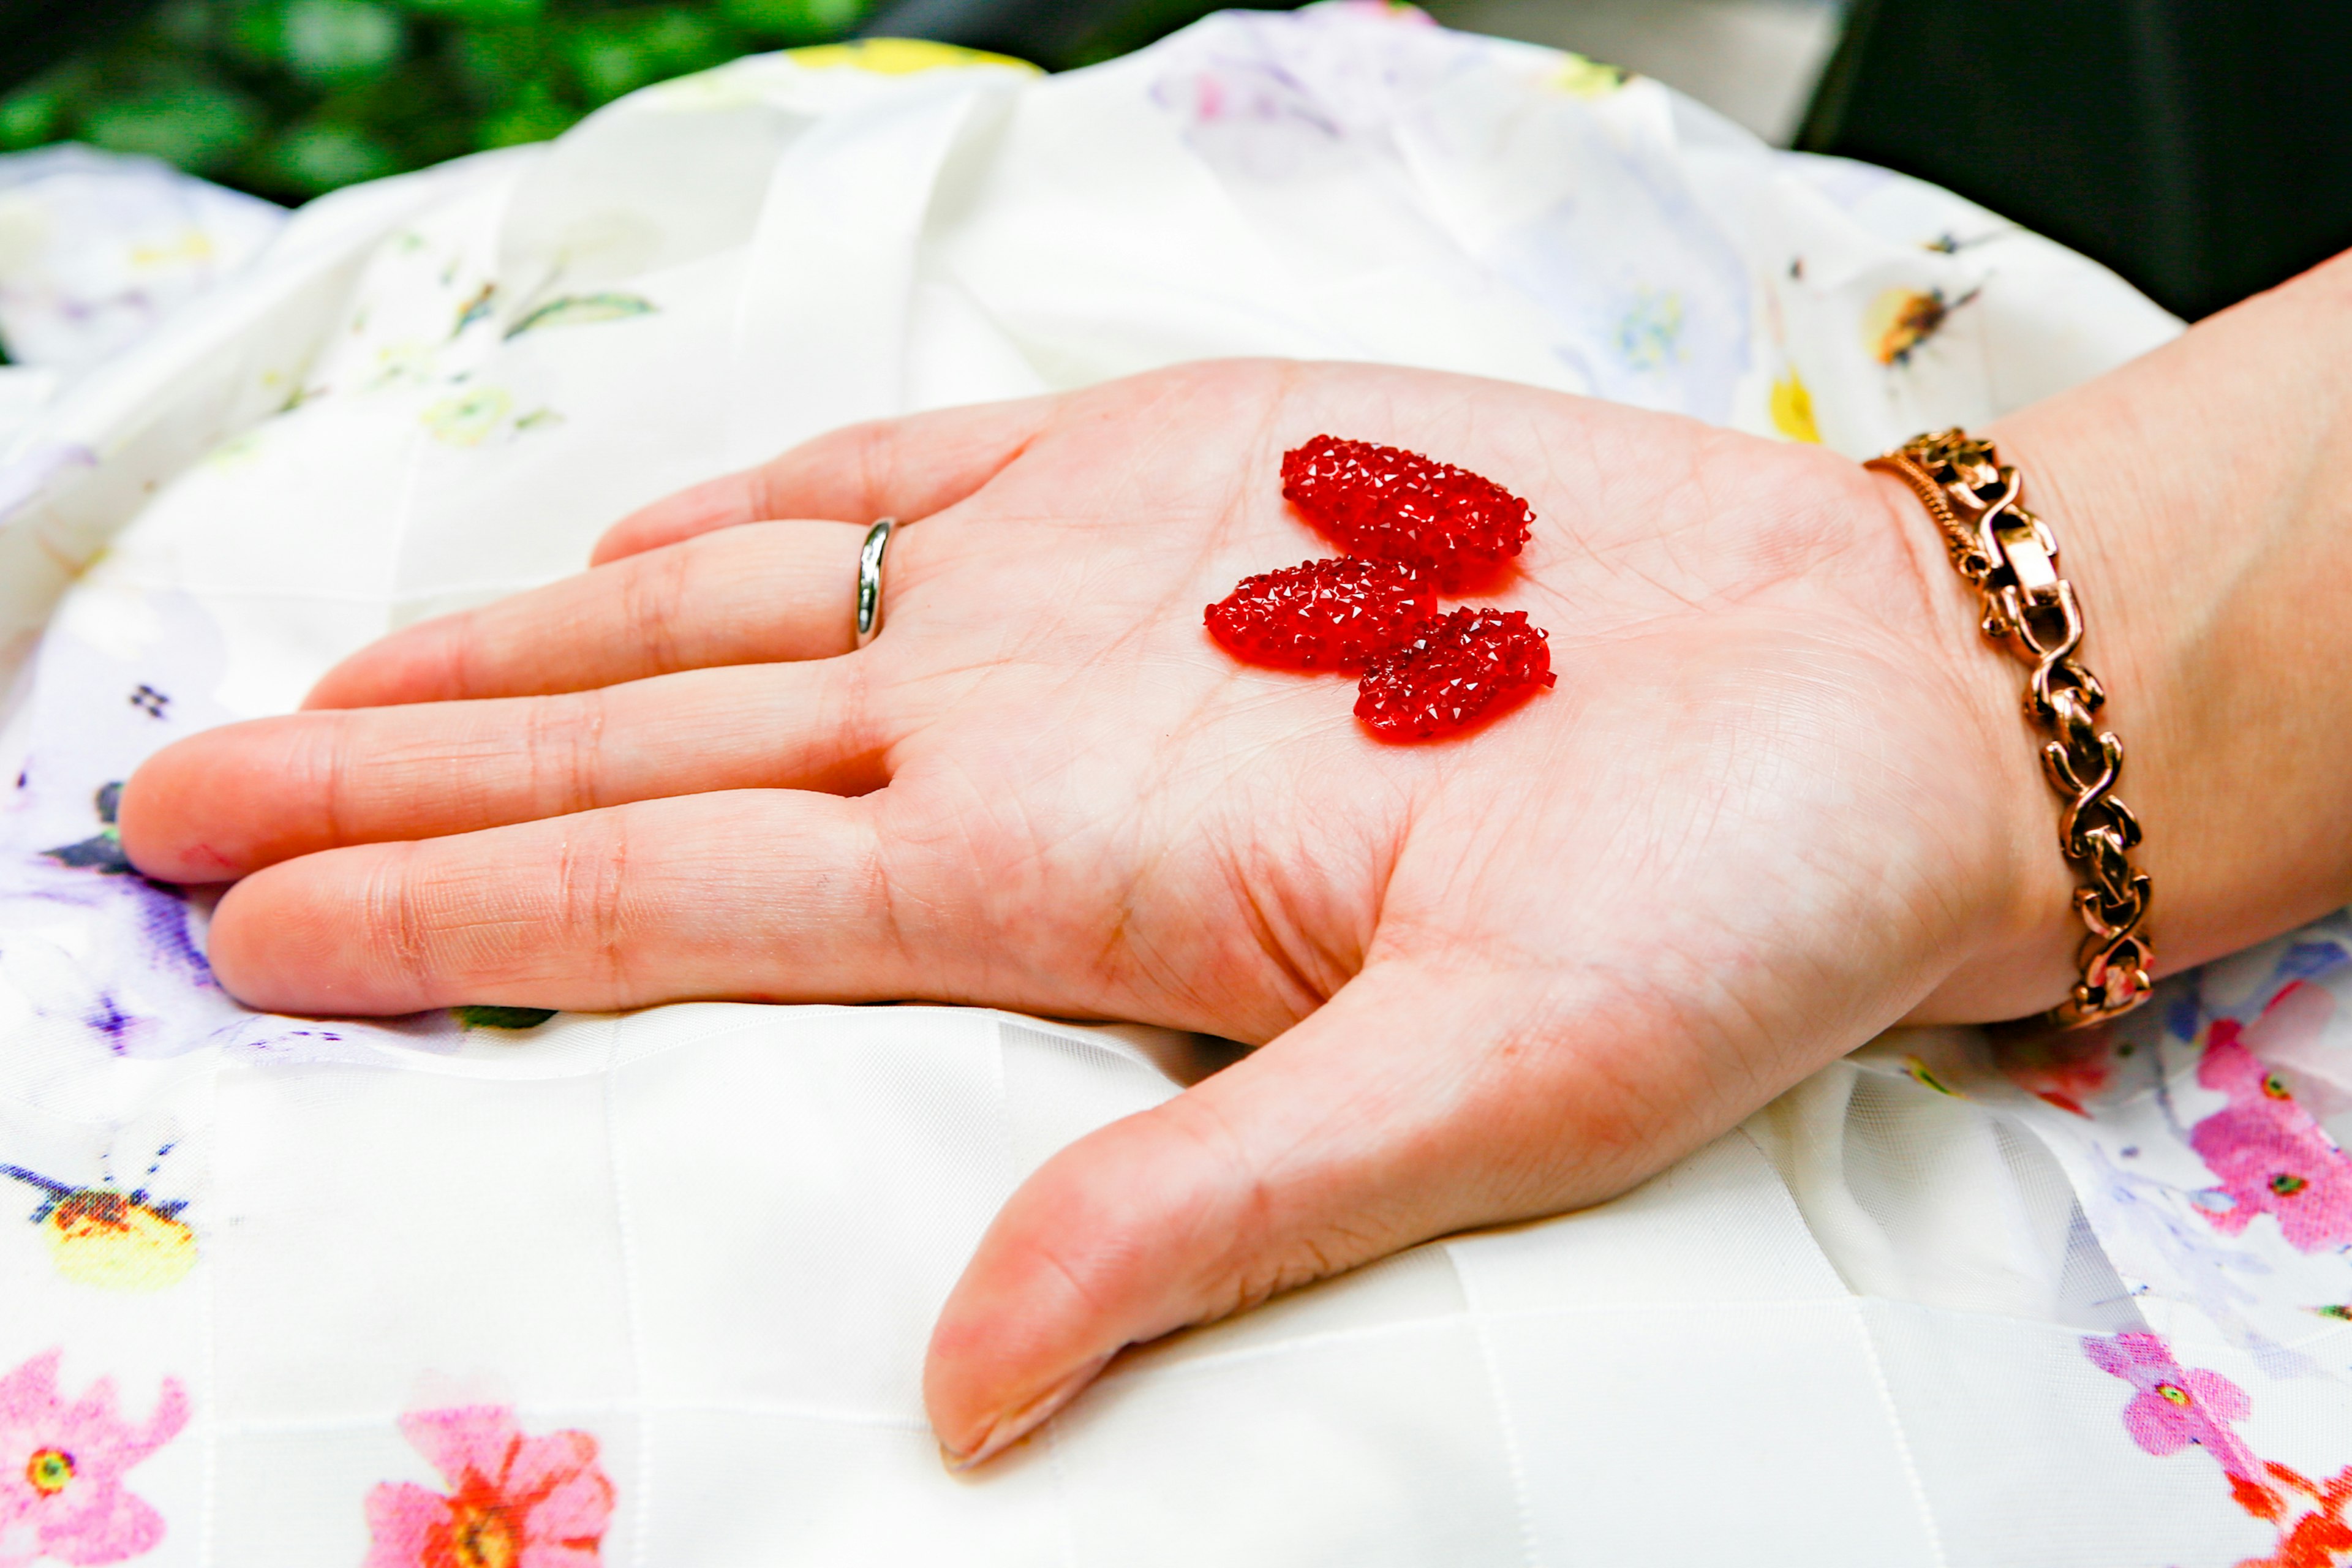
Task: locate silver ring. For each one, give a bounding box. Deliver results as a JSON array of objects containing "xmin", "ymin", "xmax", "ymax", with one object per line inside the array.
[{"xmin": 854, "ymin": 517, "xmax": 896, "ymax": 649}]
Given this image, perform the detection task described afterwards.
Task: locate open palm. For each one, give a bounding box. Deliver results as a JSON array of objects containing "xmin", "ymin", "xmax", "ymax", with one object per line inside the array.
[{"xmin": 121, "ymin": 359, "xmax": 2056, "ymax": 1464}]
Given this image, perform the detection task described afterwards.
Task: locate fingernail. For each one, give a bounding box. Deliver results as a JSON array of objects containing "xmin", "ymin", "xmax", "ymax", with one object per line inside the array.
[{"xmin": 939, "ymin": 1354, "xmax": 1112, "ymax": 1473}]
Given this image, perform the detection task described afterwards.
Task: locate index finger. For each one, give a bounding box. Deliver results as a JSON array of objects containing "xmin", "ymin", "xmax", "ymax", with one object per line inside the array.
[{"xmin": 590, "ymin": 394, "xmax": 1061, "ymax": 565}]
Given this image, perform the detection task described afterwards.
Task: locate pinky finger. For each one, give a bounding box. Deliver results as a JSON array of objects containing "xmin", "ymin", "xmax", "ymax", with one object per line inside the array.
[{"xmin": 203, "ymin": 791, "xmax": 970, "ymax": 1016}]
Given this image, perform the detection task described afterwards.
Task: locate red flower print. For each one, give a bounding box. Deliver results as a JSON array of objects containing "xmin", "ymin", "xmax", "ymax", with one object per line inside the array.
[
  {"xmin": 1994, "ymin": 1027, "xmax": 2111, "ymax": 1116},
  {"xmin": 2083, "ymin": 1332, "xmax": 2264, "ymax": 1487},
  {"xmin": 2245, "ymin": 1480, "xmax": 2352, "ymax": 1567},
  {"xmin": 2191, "ymin": 1023, "xmax": 2352, "ymax": 1252},
  {"xmin": 0, "ymin": 1349, "xmax": 189, "ymax": 1568},
  {"xmin": 365, "ymin": 1406, "xmax": 613, "ymax": 1568}
]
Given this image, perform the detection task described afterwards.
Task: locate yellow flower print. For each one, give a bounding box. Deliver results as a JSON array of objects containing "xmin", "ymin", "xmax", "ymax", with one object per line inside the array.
[
  {"xmin": 1552, "ymin": 51, "xmax": 1632, "ymax": 97},
  {"xmin": 44, "ymin": 1191, "xmax": 196, "ymax": 1291},
  {"xmin": 1769, "ymin": 371, "xmax": 1821, "ymax": 443},
  {"xmin": 1864, "ymin": 284, "xmax": 1981, "ymax": 368},
  {"xmin": 785, "ymin": 38, "xmax": 1038, "ymax": 76},
  {"xmin": 422, "ymin": 386, "xmax": 512, "ymax": 447},
  {"xmin": 4, "ymin": 1165, "xmax": 197, "ymax": 1292},
  {"xmin": 129, "ymin": 229, "xmax": 216, "ymax": 270}
]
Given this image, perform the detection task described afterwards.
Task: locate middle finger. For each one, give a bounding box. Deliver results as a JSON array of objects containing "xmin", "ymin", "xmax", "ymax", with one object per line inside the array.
[{"xmin": 305, "ymin": 519, "xmax": 870, "ymax": 709}]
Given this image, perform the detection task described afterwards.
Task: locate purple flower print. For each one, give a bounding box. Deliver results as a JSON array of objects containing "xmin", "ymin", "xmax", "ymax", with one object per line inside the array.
[
  {"xmin": 2083, "ymin": 1332, "xmax": 2262, "ymax": 1483},
  {"xmin": 2190, "ymin": 1020, "xmax": 2352, "ymax": 1252},
  {"xmin": 0, "ymin": 1349, "xmax": 189, "ymax": 1567}
]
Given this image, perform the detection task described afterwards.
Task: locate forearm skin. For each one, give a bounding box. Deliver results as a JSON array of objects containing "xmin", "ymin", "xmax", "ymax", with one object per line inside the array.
[{"xmin": 1930, "ymin": 249, "xmax": 2352, "ymax": 1017}]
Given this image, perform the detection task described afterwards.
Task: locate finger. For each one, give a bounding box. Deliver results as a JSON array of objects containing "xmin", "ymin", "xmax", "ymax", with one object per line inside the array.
[
  {"xmin": 119, "ymin": 662, "xmax": 884, "ymax": 883},
  {"xmin": 195, "ymin": 790, "xmax": 958, "ymax": 1015},
  {"xmin": 307, "ymin": 522, "xmax": 868, "ymax": 709},
  {"xmin": 922, "ymin": 963, "xmax": 1717, "ymax": 1469},
  {"xmin": 591, "ymin": 395, "xmax": 1060, "ymax": 566}
]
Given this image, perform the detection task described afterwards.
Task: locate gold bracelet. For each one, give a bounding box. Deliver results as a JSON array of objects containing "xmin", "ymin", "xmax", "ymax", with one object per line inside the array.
[{"xmin": 1867, "ymin": 429, "xmax": 2154, "ymax": 1031}]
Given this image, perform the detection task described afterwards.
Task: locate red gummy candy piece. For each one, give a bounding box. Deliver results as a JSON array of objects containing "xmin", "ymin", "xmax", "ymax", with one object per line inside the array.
[
  {"xmin": 1205, "ymin": 557, "xmax": 1437, "ymax": 669},
  {"xmin": 1355, "ymin": 608, "xmax": 1556, "ymax": 741},
  {"xmin": 1281, "ymin": 435, "xmax": 1533, "ymax": 590}
]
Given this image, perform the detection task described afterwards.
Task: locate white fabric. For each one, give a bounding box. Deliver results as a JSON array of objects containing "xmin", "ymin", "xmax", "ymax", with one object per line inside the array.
[
  {"xmin": 0, "ymin": 146, "xmax": 283, "ymax": 380},
  {"xmin": 2, "ymin": 11, "xmax": 2348, "ymax": 1566}
]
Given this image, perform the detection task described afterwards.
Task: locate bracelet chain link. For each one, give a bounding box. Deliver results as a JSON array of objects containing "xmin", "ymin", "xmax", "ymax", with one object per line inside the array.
[{"xmin": 1867, "ymin": 429, "xmax": 2154, "ymax": 1031}]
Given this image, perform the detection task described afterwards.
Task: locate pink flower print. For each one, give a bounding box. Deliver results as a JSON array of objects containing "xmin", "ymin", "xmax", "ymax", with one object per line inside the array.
[
  {"xmin": 2086, "ymin": 1329, "xmax": 2352, "ymax": 1557},
  {"xmin": 0, "ymin": 1349, "xmax": 189, "ymax": 1568},
  {"xmin": 2244, "ymin": 979, "xmax": 2352, "ymax": 1119},
  {"xmin": 2083, "ymin": 1332, "xmax": 2264, "ymax": 1487},
  {"xmin": 2190, "ymin": 1022, "xmax": 2352, "ymax": 1251},
  {"xmin": 366, "ymin": 1406, "xmax": 612, "ymax": 1568}
]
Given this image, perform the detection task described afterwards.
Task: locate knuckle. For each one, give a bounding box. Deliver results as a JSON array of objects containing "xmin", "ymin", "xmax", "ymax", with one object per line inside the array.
[
  {"xmin": 1155, "ymin": 1093, "xmax": 1285, "ymax": 1295},
  {"xmin": 310, "ymin": 712, "xmax": 353, "ymax": 847},
  {"xmin": 523, "ymin": 692, "xmax": 608, "ymax": 816},
  {"xmin": 747, "ymin": 459, "xmax": 782, "ymax": 525},
  {"xmin": 852, "ymin": 423, "xmax": 897, "ymax": 518},
  {"xmin": 549, "ymin": 810, "xmax": 631, "ymax": 997},
  {"xmin": 437, "ymin": 609, "xmax": 488, "ymax": 699},
  {"xmin": 366, "ymin": 841, "xmax": 434, "ymax": 989},
  {"xmin": 827, "ymin": 657, "xmax": 882, "ymax": 758},
  {"xmin": 621, "ymin": 543, "xmax": 694, "ymax": 673}
]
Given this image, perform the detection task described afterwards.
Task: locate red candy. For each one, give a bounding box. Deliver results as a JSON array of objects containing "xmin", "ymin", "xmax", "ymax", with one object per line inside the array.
[
  {"xmin": 1201, "ymin": 440, "xmax": 1556, "ymax": 740},
  {"xmin": 1205, "ymin": 557, "xmax": 1437, "ymax": 669},
  {"xmin": 1354, "ymin": 609, "xmax": 1556, "ymax": 741},
  {"xmin": 1281, "ymin": 435, "xmax": 1533, "ymax": 590}
]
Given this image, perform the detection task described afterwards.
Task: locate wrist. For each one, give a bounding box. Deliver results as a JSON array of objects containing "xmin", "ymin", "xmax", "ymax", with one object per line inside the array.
[{"xmin": 1870, "ymin": 463, "xmax": 2087, "ymax": 1025}]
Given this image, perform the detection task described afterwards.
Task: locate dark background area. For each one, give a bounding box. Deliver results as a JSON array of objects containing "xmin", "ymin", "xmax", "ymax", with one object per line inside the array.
[
  {"xmin": 4, "ymin": 0, "xmax": 2348, "ymax": 322},
  {"xmin": 0, "ymin": 0, "xmax": 1283, "ymax": 205},
  {"xmin": 1803, "ymin": 0, "xmax": 2352, "ymax": 323},
  {"xmin": 1, "ymin": 0, "xmax": 893, "ymax": 203}
]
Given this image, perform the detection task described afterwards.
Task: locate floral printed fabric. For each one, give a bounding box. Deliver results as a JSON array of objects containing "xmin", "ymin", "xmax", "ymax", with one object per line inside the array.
[
  {"xmin": 365, "ymin": 1407, "xmax": 612, "ymax": 1568},
  {"xmin": 0, "ymin": 148, "xmax": 282, "ymax": 473},
  {"xmin": 2082, "ymin": 1329, "xmax": 2352, "ymax": 1563},
  {"xmin": 0, "ymin": 1351, "xmax": 186, "ymax": 1568},
  {"xmin": 0, "ymin": 146, "xmax": 283, "ymax": 377},
  {"xmin": 3, "ymin": 7, "xmax": 2345, "ymax": 1565},
  {"xmin": 2190, "ymin": 1019, "xmax": 2352, "ymax": 1251},
  {"xmin": 2086, "ymin": 1332, "xmax": 2263, "ymax": 1482}
]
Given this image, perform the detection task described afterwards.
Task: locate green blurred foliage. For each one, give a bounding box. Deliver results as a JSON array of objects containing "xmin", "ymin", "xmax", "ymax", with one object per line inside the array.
[{"xmin": 0, "ymin": 0, "xmax": 876, "ymax": 202}]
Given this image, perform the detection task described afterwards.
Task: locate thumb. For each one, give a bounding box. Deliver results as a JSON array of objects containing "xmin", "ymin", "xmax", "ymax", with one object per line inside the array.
[{"xmin": 922, "ymin": 963, "xmax": 1679, "ymax": 1469}]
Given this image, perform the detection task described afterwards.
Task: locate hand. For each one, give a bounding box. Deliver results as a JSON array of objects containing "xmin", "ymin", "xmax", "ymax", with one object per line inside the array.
[{"xmin": 120, "ymin": 360, "xmax": 2067, "ymax": 1465}]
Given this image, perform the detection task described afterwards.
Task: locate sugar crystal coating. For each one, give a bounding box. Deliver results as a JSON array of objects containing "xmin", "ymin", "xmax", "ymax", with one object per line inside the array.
[
  {"xmin": 1354, "ymin": 608, "xmax": 1556, "ymax": 741},
  {"xmin": 1281, "ymin": 435, "xmax": 1534, "ymax": 590},
  {"xmin": 1205, "ymin": 557, "xmax": 1438, "ymax": 669}
]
